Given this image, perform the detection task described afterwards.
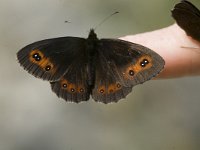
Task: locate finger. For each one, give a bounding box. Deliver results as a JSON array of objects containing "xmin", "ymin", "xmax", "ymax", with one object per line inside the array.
[{"xmin": 120, "ymin": 24, "xmax": 200, "ymax": 79}]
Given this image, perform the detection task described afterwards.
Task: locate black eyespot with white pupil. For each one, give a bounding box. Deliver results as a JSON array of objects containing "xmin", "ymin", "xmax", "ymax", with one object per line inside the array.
[
  {"xmin": 100, "ymin": 89, "xmax": 104, "ymax": 93},
  {"xmin": 117, "ymin": 83, "xmax": 121, "ymax": 88},
  {"xmin": 80, "ymin": 88, "xmax": 84, "ymax": 93},
  {"xmin": 129, "ymin": 70, "xmax": 134, "ymax": 76},
  {"xmin": 62, "ymin": 84, "xmax": 67, "ymax": 88},
  {"xmin": 71, "ymin": 88, "xmax": 75, "ymax": 92},
  {"xmin": 45, "ymin": 65, "xmax": 51, "ymax": 71},
  {"xmin": 140, "ymin": 59, "xmax": 149, "ymax": 67},
  {"xmin": 32, "ymin": 53, "xmax": 41, "ymax": 61}
]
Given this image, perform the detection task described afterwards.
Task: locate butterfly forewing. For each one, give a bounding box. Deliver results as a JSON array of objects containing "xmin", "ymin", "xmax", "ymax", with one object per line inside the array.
[
  {"xmin": 172, "ymin": 0, "xmax": 200, "ymax": 41},
  {"xmin": 17, "ymin": 37, "xmax": 86, "ymax": 81}
]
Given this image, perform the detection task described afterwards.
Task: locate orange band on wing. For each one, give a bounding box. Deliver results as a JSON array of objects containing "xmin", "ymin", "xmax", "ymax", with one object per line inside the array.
[
  {"xmin": 123, "ymin": 55, "xmax": 153, "ymax": 79},
  {"xmin": 29, "ymin": 49, "xmax": 56, "ymax": 73},
  {"xmin": 60, "ymin": 78, "xmax": 86, "ymax": 94}
]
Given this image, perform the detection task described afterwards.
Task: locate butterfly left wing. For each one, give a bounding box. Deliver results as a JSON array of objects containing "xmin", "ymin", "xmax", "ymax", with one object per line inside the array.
[
  {"xmin": 17, "ymin": 37, "xmax": 86, "ymax": 81},
  {"xmin": 172, "ymin": 0, "xmax": 200, "ymax": 41},
  {"xmin": 92, "ymin": 39, "xmax": 165, "ymax": 103},
  {"xmin": 50, "ymin": 57, "xmax": 90, "ymax": 103}
]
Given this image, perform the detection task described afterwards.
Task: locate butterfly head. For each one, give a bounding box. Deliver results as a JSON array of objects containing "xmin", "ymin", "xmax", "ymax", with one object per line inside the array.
[{"xmin": 88, "ymin": 29, "xmax": 98, "ymax": 40}]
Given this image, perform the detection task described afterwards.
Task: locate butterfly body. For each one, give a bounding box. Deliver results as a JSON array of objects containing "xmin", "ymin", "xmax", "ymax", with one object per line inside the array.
[
  {"xmin": 17, "ymin": 29, "xmax": 164, "ymax": 103},
  {"xmin": 85, "ymin": 29, "xmax": 98, "ymax": 87}
]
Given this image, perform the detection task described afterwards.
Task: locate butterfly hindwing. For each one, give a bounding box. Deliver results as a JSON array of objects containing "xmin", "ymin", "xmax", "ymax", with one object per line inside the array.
[
  {"xmin": 92, "ymin": 39, "xmax": 164, "ymax": 103},
  {"xmin": 17, "ymin": 37, "xmax": 86, "ymax": 81},
  {"xmin": 92, "ymin": 52, "xmax": 132, "ymax": 103},
  {"xmin": 50, "ymin": 57, "xmax": 90, "ymax": 103},
  {"xmin": 172, "ymin": 0, "xmax": 200, "ymax": 41}
]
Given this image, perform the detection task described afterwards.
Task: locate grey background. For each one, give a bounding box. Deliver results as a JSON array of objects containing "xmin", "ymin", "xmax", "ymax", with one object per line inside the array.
[{"xmin": 0, "ymin": 0, "xmax": 200, "ymax": 150}]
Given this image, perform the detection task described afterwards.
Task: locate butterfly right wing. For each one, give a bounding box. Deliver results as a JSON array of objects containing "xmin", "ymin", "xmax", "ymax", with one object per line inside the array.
[
  {"xmin": 172, "ymin": 0, "xmax": 200, "ymax": 41},
  {"xmin": 92, "ymin": 39, "xmax": 164, "ymax": 103},
  {"xmin": 92, "ymin": 52, "xmax": 132, "ymax": 103}
]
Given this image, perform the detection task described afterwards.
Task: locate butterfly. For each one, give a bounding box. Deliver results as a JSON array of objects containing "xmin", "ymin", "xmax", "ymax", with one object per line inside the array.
[
  {"xmin": 17, "ymin": 29, "xmax": 165, "ymax": 104},
  {"xmin": 171, "ymin": 0, "xmax": 200, "ymax": 42}
]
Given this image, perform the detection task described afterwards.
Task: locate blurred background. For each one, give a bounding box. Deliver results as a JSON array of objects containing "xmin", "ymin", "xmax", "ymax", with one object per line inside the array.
[{"xmin": 0, "ymin": 0, "xmax": 200, "ymax": 150}]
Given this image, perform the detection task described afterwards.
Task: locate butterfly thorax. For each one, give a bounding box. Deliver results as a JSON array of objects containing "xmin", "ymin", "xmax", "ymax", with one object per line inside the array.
[
  {"xmin": 86, "ymin": 29, "xmax": 98, "ymax": 52},
  {"xmin": 87, "ymin": 29, "xmax": 97, "ymax": 39}
]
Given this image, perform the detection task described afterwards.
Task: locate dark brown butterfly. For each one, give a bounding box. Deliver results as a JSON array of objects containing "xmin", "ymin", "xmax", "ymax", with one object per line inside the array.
[
  {"xmin": 17, "ymin": 29, "xmax": 165, "ymax": 104},
  {"xmin": 172, "ymin": 0, "xmax": 200, "ymax": 41}
]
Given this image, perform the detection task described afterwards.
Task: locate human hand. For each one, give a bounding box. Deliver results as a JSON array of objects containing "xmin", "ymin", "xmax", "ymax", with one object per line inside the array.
[{"xmin": 120, "ymin": 24, "xmax": 200, "ymax": 79}]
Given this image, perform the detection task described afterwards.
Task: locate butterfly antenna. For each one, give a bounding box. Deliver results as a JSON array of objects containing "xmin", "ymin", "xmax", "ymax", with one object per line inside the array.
[{"xmin": 94, "ymin": 11, "xmax": 119, "ymax": 30}]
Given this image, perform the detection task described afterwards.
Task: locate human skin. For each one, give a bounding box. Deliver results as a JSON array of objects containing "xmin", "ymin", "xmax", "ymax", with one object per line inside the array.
[{"xmin": 120, "ymin": 24, "xmax": 200, "ymax": 79}]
